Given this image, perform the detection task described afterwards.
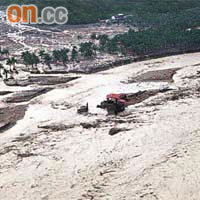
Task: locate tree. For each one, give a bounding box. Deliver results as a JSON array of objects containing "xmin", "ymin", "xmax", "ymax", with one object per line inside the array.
[
  {"xmin": 79, "ymin": 42, "xmax": 95, "ymax": 59},
  {"xmin": 6, "ymin": 58, "xmax": 12, "ymax": 72},
  {"xmin": 53, "ymin": 48, "xmax": 69, "ymax": 67},
  {"xmin": 91, "ymin": 33, "xmax": 97, "ymax": 40},
  {"xmin": 77, "ymin": 35, "xmax": 83, "ymax": 40},
  {"xmin": 52, "ymin": 50, "xmax": 60, "ymax": 64},
  {"xmin": 21, "ymin": 51, "xmax": 32, "ymax": 69},
  {"xmin": 44, "ymin": 53, "xmax": 52, "ymax": 69},
  {"xmin": 7, "ymin": 57, "xmax": 18, "ymax": 73},
  {"xmin": 71, "ymin": 46, "xmax": 79, "ymax": 67},
  {"xmin": 21, "ymin": 51, "xmax": 40, "ymax": 70},
  {"xmin": 98, "ymin": 34, "xmax": 109, "ymax": 51},
  {"xmin": 119, "ymin": 46, "xmax": 127, "ymax": 57},
  {"xmin": 0, "ymin": 49, "xmax": 9, "ymax": 57},
  {"xmin": 3, "ymin": 69, "xmax": 10, "ymax": 81},
  {"xmin": 0, "ymin": 63, "xmax": 3, "ymax": 69},
  {"xmin": 59, "ymin": 48, "xmax": 70, "ymax": 67},
  {"xmin": 0, "ymin": 63, "xmax": 4, "ymax": 79},
  {"xmin": 11, "ymin": 57, "xmax": 17, "ymax": 70},
  {"xmin": 39, "ymin": 50, "xmax": 45, "ymax": 58},
  {"xmin": 106, "ymin": 39, "xmax": 119, "ymax": 54},
  {"xmin": 0, "ymin": 64, "xmax": 10, "ymax": 81},
  {"xmin": 38, "ymin": 50, "xmax": 46, "ymax": 65},
  {"xmin": 93, "ymin": 44, "xmax": 98, "ymax": 56},
  {"xmin": 31, "ymin": 53, "xmax": 40, "ymax": 69}
]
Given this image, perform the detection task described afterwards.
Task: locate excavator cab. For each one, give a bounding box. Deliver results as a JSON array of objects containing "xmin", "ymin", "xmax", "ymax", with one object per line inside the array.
[{"xmin": 97, "ymin": 94, "xmax": 127, "ymax": 115}]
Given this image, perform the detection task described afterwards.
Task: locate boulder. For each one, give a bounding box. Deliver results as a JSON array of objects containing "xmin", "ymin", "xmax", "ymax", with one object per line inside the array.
[{"xmin": 109, "ymin": 128, "xmax": 130, "ymax": 136}]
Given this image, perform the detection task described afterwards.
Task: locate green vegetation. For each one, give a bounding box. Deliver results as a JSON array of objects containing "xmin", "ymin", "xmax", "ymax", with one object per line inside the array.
[
  {"xmin": 21, "ymin": 51, "xmax": 40, "ymax": 69},
  {"xmin": 1, "ymin": 0, "xmax": 200, "ymax": 81},
  {"xmin": 20, "ymin": 45, "xmax": 91, "ymax": 71},
  {"xmin": 2, "ymin": 0, "xmax": 200, "ymax": 56},
  {"xmin": 71, "ymin": 46, "xmax": 79, "ymax": 67},
  {"xmin": 0, "ymin": 59, "xmax": 18, "ymax": 81},
  {"xmin": 0, "ymin": 48, "xmax": 9, "ymax": 57},
  {"xmin": 1, "ymin": 0, "xmax": 200, "ymax": 56},
  {"xmin": 100, "ymin": 27, "xmax": 200, "ymax": 56},
  {"xmin": 79, "ymin": 42, "xmax": 96, "ymax": 59},
  {"xmin": 6, "ymin": 57, "xmax": 18, "ymax": 73},
  {"xmin": 1, "ymin": 0, "xmax": 200, "ymax": 25},
  {"xmin": 52, "ymin": 48, "xmax": 70, "ymax": 66},
  {"xmin": 43, "ymin": 53, "xmax": 52, "ymax": 69},
  {"xmin": 94, "ymin": 1, "xmax": 200, "ymax": 57}
]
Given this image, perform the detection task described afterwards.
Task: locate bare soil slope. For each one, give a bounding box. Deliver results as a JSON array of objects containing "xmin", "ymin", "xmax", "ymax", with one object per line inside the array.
[{"xmin": 0, "ymin": 52, "xmax": 200, "ymax": 200}]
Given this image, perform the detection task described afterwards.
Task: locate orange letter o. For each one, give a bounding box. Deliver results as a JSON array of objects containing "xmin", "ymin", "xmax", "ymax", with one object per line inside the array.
[{"xmin": 7, "ymin": 6, "xmax": 21, "ymax": 23}]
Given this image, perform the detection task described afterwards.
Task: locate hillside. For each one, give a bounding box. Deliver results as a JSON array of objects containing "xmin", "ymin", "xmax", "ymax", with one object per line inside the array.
[
  {"xmin": 1, "ymin": 1, "xmax": 200, "ymax": 199},
  {"xmin": 1, "ymin": 51, "xmax": 200, "ymax": 200},
  {"xmin": 1, "ymin": 0, "xmax": 200, "ymax": 24}
]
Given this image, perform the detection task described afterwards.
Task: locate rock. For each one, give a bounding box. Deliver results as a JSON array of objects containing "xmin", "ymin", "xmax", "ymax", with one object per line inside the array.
[
  {"xmin": 109, "ymin": 128, "xmax": 130, "ymax": 136},
  {"xmin": 12, "ymin": 136, "xmax": 31, "ymax": 143},
  {"xmin": 38, "ymin": 124, "xmax": 75, "ymax": 131},
  {"xmin": 77, "ymin": 103, "xmax": 89, "ymax": 114},
  {"xmin": 80, "ymin": 122, "xmax": 98, "ymax": 129},
  {"xmin": 17, "ymin": 152, "xmax": 38, "ymax": 158},
  {"xmin": 0, "ymin": 91, "xmax": 13, "ymax": 96},
  {"xmin": 42, "ymin": 195, "xmax": 49, "ymax": 200}
]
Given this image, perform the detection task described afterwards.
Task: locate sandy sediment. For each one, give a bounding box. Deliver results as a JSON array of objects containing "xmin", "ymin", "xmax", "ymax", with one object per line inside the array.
[{"xmin": 0, "ymin": 52, "xmax": 200, "ymax": 200}]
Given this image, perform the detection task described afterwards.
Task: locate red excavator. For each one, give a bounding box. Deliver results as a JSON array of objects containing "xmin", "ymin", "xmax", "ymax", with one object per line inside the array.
[
  {"xmin": 97, "ymin": 88, "xmax": 172, "ymax": 115},
  {"xmin": 97, "ymin": 93, "xmax": 128, "ymax": 115}
]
